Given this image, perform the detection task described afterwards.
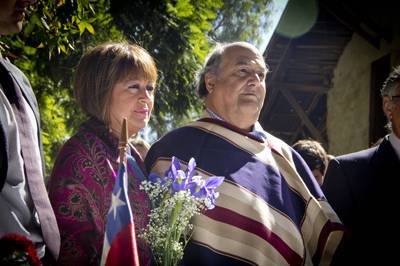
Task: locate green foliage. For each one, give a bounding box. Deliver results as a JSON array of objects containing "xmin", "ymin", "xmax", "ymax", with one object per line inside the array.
[
  {"xmin": 110, "ymin": 0, "xmax": 271, "ymax": 136},
  {"xmin": 1, "ymin": 0, "xmax": 271, "ymax": 174},
  {"xmin": 1, "ymin": 0, "xmax": 124, "ymax": 175},
  {"xmin": 110, "ymin": 0, "xmax": 223, "ymax": 136},
  {"xmin": 210, "ymin": 0, "xmax": 271, "ymax": 47}
]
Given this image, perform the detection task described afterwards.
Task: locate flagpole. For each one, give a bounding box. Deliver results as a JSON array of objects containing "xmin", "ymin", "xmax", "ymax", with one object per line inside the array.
[
  {"xmin": 101, "ymin": 117, "xmax": 140, "ymax": 266},
  {"xmin": 119, "ymin": 118, "xmax": 129, "ymax": 164}
]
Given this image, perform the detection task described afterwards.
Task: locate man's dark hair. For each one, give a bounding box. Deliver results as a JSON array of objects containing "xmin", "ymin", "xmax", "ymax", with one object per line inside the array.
[{"xmin": 292, "ymin": 139, "xmax": 328, "ymax": 173}]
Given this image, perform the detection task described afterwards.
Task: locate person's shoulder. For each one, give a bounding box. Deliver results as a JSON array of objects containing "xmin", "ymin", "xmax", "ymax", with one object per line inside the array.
[
  {"xmin": 152, "ymin": 125, "xmax": 198, "ymax": 146},
  {"xmin": 56, "ymin": 121, "xmax": 102, "ymax": 155},
  {"xmin": 334, "ymin": 146, "xmax": 377, "ymax": 163},
  {"xmin": 264, "ymin": 131, "xmax": 297, "ymax": 161},
  {"xmin": 2, "ymin": 58, "xmax": 30, "ymax": 85},
  {"xmin": 145, "ymin": 125, "xmax": 199, "ymax": 168},
  {"xmin": 56, "ymin": 128, "xmax": 88, "ymax": 155},
  {"xmin": 264, "ymin": 131, "xmax": 289, "ymax": 148}
]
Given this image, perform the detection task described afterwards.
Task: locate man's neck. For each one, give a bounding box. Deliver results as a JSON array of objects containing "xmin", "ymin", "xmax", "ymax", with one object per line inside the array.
[{"xmin": 206, "ymin": 107, "xmax": 254, "ymax": 132}]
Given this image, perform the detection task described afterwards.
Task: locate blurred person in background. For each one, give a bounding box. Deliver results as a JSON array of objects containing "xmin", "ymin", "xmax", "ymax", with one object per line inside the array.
[{"xmin": 292, "ymin": 139, "xmax": 328, "ymax": 186}]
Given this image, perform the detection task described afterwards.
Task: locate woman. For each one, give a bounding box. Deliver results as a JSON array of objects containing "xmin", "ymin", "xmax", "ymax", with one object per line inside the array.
[{"xmin": 48, "ymin": 42, "xmax": 157, "ymax": 265}]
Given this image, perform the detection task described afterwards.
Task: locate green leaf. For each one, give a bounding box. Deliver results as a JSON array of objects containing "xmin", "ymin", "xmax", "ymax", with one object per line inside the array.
[
  {"xmin": 78, "ymin": 21, "xmax": 86, "ymax": 35},
  {"xmin": 58, "ymin": 44, "xmax": 66, "ymax": 54},
  {"xmin": 23, "ymin": 46, "xmax": 36, "ymax": 55},
  {"xmin": 85, "ymin": 23, "xmax": 95, "ymax": 35}
]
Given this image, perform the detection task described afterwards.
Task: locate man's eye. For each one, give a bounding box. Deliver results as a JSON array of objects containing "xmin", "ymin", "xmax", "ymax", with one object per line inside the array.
[
  {"xmin": 146, "ymin": 85, "xmax": 155, "ymax": 92},
  {"xmin": 238, "ymin": 68, "xmax": 249, "ymax": 75}
]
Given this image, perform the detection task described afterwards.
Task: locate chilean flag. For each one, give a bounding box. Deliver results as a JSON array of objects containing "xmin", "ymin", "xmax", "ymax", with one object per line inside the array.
[{"xmin": 100, "ymin": 160, "xmax": 140, "ymax": 266}]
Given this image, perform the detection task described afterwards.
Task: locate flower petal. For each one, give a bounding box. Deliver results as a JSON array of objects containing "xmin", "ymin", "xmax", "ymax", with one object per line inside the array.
[
  {"xmin": 205, "ymin": 176, "xmax": 225, "ymax": 189},
  {"xmin": 186, "ymin": 157, "xmax": 197, "ymax": 179},
  {"xmin": 148, "ymin": 173, "xmax": 160, "ymax": 183},
  {"xmin": 171, "ymin": 156, "xmax": 181, "ymax": 172}
]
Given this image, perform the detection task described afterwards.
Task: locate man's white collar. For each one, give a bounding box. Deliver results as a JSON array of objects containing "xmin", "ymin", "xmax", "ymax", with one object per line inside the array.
[{"xmin": 388, "ymin": 133, "xmax": 400, "ymax": 160}]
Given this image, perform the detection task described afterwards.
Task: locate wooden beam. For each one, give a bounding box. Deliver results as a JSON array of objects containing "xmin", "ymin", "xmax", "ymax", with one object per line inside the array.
[
  {"xmin": 261, "ymin": 38, "xmax": 292, "ymax": 122},
  {"xmin": 319, "ymin": 0, "xmax": 386, "ymax": 48},
  {"xmin": 271, "ymin": 81, "xmax": 329, "ymax": 93},
  {"xmin": 279, "ymin": 87, "xmax": 324, "ymax": 142},
  {"xmin": 290, "ymin": 93, "xmax": 324, "ymax": 144}
]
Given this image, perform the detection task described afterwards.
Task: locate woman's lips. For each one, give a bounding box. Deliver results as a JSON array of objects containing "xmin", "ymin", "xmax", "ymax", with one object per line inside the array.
[{"xmin": 134, "ymin": 108, "xmax": 149, "ymax": 118}]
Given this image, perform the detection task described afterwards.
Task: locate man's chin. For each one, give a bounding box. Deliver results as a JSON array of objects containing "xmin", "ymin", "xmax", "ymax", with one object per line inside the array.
[{"xmin": 239, "ymin": 101, "xmax": 263, "ymax": 114}]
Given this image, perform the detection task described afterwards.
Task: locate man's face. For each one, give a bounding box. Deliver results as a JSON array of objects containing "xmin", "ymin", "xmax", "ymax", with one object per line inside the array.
[
  {"xmin": 390, "ymin": 87, "xmax": 400, "ymax": 138},
  {"xmin": 0, "ymin": 0, "xmax": 35, "ymax": 35},
  {"xmin": 312, "ymin": 168, "xmax": 324, "ymax": 186},
  {"xmin": 205, "ymin": 45, "xmax": 267, "ymax": 130},
  {"xmin": 383, "ymin": 85, "xmax": 400, "ymax": 138}
]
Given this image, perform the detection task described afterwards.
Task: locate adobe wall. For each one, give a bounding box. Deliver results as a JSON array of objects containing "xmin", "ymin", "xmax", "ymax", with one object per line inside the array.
[{"xmin": 327, "ymin": 33, "xmax": 400, "ymax": 155}]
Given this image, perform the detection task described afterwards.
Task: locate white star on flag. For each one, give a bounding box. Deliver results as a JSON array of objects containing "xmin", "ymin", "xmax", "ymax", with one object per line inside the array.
[{"xmin": 109, "ymin": 188, "xmax": 126, "ymax": 219}]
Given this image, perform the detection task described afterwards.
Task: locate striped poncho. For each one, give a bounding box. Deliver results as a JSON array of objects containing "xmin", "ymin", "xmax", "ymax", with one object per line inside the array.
[{"xmin": 145, "ymin": 118, "xmax": 344, "ymax": 266}]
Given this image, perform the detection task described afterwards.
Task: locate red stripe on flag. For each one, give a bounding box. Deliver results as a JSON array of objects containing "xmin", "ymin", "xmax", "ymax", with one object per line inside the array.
[
  {"xmin": 105, "ymin": 223, "xmax": 140, "ymax": 266},
  {"xmin": 312, "ymin": 221, "xmax": 346, "ymax": 265}
]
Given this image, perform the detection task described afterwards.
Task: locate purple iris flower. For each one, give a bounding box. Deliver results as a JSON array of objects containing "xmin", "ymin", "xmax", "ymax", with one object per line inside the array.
[
  {"xmin": 187, "ymin": 175, "xmax": 206, "ymax": 197},
  {"xmin": 203, "ymin": 176, "xmax": 225, "ymax": 209},
  {"xmin": 188, "ymin": 175, "xmax": 225, "ymax": 209},
  {"xmin": 169, "ymin": 156, "xmax": 190, "ymax": 192},
  {"xmin": 186, "ymin": 158, "xmax": 196, "ymax": 179},
  {"xmin": 205, "ymin": 190, "xmax": 220, "ymax": 210},
  {"xmin": 150, "ymin": 156, "xmax": 225, "ymax": 207}
]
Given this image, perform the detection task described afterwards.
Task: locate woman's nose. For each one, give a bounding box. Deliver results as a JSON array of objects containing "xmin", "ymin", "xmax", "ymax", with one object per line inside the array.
[{"xmin": 139, "ymin": 88, "xmax": 152, "ymax": 101}]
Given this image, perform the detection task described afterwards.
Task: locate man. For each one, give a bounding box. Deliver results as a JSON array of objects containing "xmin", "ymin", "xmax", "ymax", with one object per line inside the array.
[
  {"xmin": 322, "ymin": 66, "xmax": 400, "ymax": 265},
  {"xmin": 0, "ymin": 0, "xmax": 60, "ymax": 263},
  {"xmin": 145, "ymin": 42, "xmax": 344, "ymax": 265},
  {"xmin": 292, "ymin": 139, "xmax": 329, "ymax": 186}
]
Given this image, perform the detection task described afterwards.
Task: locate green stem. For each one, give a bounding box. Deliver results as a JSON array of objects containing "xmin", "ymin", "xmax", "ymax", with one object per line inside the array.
[{"xmin": 163, "ymin": 197, "xmax": 183, "ymax": 266}]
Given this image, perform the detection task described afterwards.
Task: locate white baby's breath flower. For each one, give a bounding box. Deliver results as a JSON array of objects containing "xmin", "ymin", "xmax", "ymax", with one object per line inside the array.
[{"xmin": 139, "ymin": 157, "xmax": 224, "ymax": 266}]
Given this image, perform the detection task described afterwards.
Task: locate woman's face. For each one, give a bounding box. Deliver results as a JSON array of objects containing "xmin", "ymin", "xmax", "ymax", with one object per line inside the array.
[{"xmin": 109, "ymin": 74, "xmax": 155, "ymax": 137}]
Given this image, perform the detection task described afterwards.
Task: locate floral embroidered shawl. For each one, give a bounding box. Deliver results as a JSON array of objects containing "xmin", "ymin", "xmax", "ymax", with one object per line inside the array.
[{"xmin": 48, "ymin": 118, "xmax": 151, "ymax": 265}]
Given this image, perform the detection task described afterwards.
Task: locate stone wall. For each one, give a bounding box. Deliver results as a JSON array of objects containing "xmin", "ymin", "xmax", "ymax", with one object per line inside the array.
[{"xmin": 327, "ymin": 33, "xmax": 400, "ymax": 155}]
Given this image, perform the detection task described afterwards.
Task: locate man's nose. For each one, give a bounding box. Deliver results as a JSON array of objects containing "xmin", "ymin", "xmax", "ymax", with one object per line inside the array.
[{"xmin": 248, "ymin": 72, "xmax": 263, "ymax": 86}]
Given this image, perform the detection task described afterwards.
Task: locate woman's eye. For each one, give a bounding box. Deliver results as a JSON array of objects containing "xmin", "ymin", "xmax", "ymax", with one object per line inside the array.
[{"xmin": 128, "ymin": 84, "xmax": 140, "ymax": 90}]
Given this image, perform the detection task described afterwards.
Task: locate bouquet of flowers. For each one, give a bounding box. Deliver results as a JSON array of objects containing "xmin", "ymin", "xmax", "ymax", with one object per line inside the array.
[{"xmin": 139, "ymin": 156, "xmax": 224, "ymax": 266}]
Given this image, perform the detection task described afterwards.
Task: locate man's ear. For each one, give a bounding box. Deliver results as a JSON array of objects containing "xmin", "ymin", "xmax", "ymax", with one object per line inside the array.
[
  {"xmin": 204, "ymin": 72, "xmax": 216, "ymax": 94},
  {"xmin": 383, "ymin": 96, "xmax": 392, "ymax": 119}
]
